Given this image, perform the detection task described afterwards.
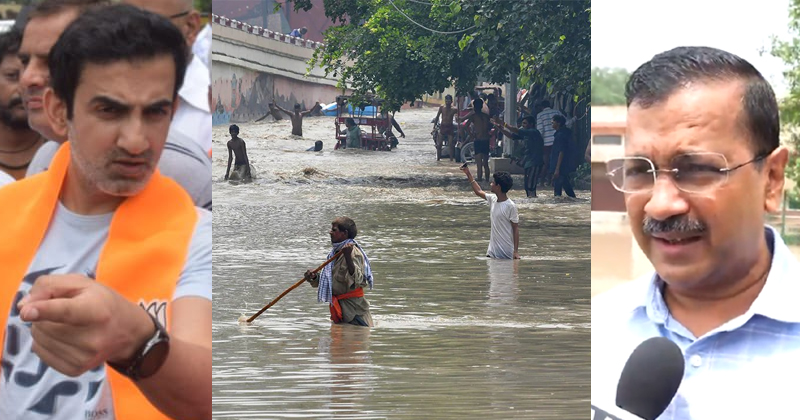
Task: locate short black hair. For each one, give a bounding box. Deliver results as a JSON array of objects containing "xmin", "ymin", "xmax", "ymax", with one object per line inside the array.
[
  {"xmin": 229, "ymin": 124, "xmax": 239, "ymax": 134},
  {"xmin": 294, "ymin": 103, "xmax": 301, "ymax": 109},
  {"xmin": 445, "ymin": 94, "xmax": 452, "ymax": 100},
  {"xmin": 493, "ymin": 171, "xmax": 513, "ymax": 193},
  {"xmin": 522, "ymin": 115, "xmax": 536, "ymax": 125},
  {"xmin": 333, "ymin": 217, "xmax": 357, "ymax": 239},
  {"xmin": 28, "ymin": 0, "xmax": 109, "ymax": 20},
  {"xmin": 0, "ymin": 27, "xmax": 21, "ymax": 58},
  {"xmin": 625, "ymin": 46, "xmax": 779, "ymax": 156},
  {"xmin": 552, "ymin": 114, "xmax": 567, "ymax": 126},
  {"xmin": 49, "ymin": 4, "xmax": 187, "ymax": 119},
  {"xmin": 345, "ymin": 117, "xmax": 356, "ymax": 126},
  {"xmin": 473, "ymin": 98, "xmax": 484, "ymax": 114}
]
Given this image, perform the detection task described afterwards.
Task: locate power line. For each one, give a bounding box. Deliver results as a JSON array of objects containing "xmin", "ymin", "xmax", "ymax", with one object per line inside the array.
[{"xmin": 385, "ymin": 0, "xmax": 476, "ymax": 35}]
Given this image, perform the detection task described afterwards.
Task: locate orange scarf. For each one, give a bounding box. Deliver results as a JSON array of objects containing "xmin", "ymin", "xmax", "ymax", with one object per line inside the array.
[
  {"xmin": 0, "ymin": 143, "xmax": 198, "ymax": 419},
  {"xmin": 329, "ymin": 288, "xmax": 365, "ymax": 323}
]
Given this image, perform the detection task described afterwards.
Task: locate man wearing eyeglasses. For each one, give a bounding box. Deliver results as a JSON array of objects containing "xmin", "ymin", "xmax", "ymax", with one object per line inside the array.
[{"xmin": 591, "ymin": 46, "xmax": 799, "ymax": 420}]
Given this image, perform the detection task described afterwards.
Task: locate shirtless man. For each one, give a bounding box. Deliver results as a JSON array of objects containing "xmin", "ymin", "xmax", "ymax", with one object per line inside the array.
[
  {"xmin": 275, "ymin": 102, "xmax": 317, "ymax": 136},
  {"xmin": 432, "ymin": 94, "xmax": 457, "ymax": 161},
  {"xmin": 461, "ymin": 98, "xmax": 492, "ymax": 182},
  {"xmin": 224, "ymin": 124, "xmax": 251, "ymax": 182}
]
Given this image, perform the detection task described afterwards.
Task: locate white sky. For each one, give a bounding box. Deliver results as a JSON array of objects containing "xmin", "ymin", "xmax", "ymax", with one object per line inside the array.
[{"xmin": 592, "ymin": 0, "xmax": 794, "ymax": 98}]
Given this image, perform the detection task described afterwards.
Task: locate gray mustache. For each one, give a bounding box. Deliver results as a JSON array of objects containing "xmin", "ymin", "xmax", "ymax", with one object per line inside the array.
[{"xmin": 643, "ymin": 216, "xmax": 707, "ymax": 236}]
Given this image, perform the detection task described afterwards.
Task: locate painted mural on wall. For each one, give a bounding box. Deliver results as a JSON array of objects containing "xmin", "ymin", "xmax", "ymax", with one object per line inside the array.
[{"xmin": 212, "ymin": 62, "xmax": 275, "ymax": 126}]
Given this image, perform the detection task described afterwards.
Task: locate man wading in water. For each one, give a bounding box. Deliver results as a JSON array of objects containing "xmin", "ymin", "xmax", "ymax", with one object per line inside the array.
[
  {"xmin": 304, "ymin": 217, "xmax": 374, "ymax": 327},
  {"xmin": 224, "ymin": 124, "xmax": 251, "ymax": 182}
]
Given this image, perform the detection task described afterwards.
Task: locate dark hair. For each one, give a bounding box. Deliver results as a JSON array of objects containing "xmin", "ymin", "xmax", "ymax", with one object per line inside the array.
[
  {"xmin": 28, "ymin": 0, "xmax": 109, "ymax": 20},
  {"xmin": 625, "ymin": 46, "xmax": 779, "ymax": 156},
  {"xmin": 49, "ymin": 4, "xmax": 188, "ymax": 119},
  {"xmin": 0, "ymin": 27, "xmax": 21, "ymax": 58},
  {"xmin": 522, "ymin": 115, "xmax": 536, "ymax": 125},
  {"xmin": 345, "ymin": 117, "xmax": 356, "ymax": 126},
  {"xmin": 538, "ymin": 100, "xmax": 550, "ymax": 108},
  {"xmin": 473, "ymin": 98, "xmax": 484, "ymax": 114},
  {"xmin": 294, "ymin": 103, "xmax": 301, "ymax": 109},
  {"xmin": 552, "ymin": 114, "xmax": 567, "ymax": 126},
  {"xmin": 333, "ymin": 217, "xmax": 357, "ymax": 239},
  {"xmin": 445, "ymin": 94, "xmax": 452, "ymax": 100},
  {"xmin": 493, "ymin": 171, "xmax": 513, "ymax": 193},
  {"xmin": 229, "ymin": 124, "xmax": 239, "ymax": 134}
]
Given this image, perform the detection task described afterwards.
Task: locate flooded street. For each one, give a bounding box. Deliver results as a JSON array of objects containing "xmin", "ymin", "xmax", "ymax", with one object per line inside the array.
[{"xmin": 212, "ymin": 108, "xmax": 591, "ymax": 419}]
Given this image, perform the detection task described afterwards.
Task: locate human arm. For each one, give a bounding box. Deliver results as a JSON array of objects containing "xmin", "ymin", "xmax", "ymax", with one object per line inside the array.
[
  {"xmin": 274, "ymin": 104, "xmax": 293, "ymax": 117},
  {"xmin": 553, "ymin": 150, "xmax": 564, "ymax": 180},
  {"xmin": 512, "ymin": 222, "xmax": 519, "ymax": 259},
  {"xmin": 584, "ymin": 141, "xmax": 591, "ymax": 162},
  {"xmin": 17, "ymin": 277, "xmax": 212, "ymax": 420},
  {"xmin": 460, "ymin": 165, "xmax": 486, "ymax": 200},
  {"xmin": 225, "ymin": 144, "xmax": 233, "ymax": 180},
  {"xmin": 391, "ymin": 117, "xmax": 405, "ymax": 137},
  {"xmin": 242, "ymin": 141, "xmax": 249, "ymax": 165},
  {"xmin": 342, "ymin": 243, "xmax": 356, "ymax": 275},
  {"xmin": 432, "ymin": 106, "xmax": 442, "ymax": 124}
]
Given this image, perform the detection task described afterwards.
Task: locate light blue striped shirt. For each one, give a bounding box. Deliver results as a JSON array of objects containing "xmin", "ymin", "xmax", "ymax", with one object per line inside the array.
[{"xmin": 591, "ymin": 225, "xmax": 800, "ymax": 419}]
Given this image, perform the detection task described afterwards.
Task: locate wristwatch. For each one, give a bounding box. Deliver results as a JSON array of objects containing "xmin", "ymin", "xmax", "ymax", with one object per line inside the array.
[{"xmin": 108, "ymin": 310, "xmax": 170, "ymax": 381}]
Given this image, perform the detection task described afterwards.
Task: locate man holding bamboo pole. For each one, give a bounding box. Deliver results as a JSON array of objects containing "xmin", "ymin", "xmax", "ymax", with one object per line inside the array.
[{"xmin": 305, "ymin": 217, "xmax": 374, "ymax": 327}]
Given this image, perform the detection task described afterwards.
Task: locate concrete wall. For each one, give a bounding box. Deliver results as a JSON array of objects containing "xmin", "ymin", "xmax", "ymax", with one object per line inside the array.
[{"xmin": 211, "ymin": 14, "xmax": 346, "ymax": 125}]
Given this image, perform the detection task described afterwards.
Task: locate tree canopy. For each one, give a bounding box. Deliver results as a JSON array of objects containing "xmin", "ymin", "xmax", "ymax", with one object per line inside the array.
[
  {"xmin": 591, "ymin": 67, "xmax": 629, "ymax": 106},
  {"xmin": 285, "ymin": 0, "xmax": 589, "ymax": 111},
  {"xmin": 770, "ymin": 0, "xmax": 800, "ymax": 199}
]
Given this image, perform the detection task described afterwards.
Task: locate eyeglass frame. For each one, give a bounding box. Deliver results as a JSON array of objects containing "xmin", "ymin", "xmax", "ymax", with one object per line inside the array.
[
  {"xmin": 169, "ymin": 10, "xmax": 191, "ymax": 19},
  {"xmin": 604, "ymin": 151, "xmax": 769, "ymax": 194}
]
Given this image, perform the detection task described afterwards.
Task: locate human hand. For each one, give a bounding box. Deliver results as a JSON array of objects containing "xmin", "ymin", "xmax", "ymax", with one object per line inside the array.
[
  {"xmin": 304, "ymin": 270, "xmax": 317, "ymax": 282},
  {"xmin": 400, "ymin": 133, "xmax": 405, "ymax": 138},
  {"xmin": 342, "ymin": 243, "xmax": 354, "ymax": 257},
  {"xmin": 552, "ymin": 171, "xmax": 559, "ymax": 181},
  {"xmin": 18, "ymin": 274, "xmax": 154, "ymax": 377},
  {"xmin": 513, "ymin": 251, "xmax": 520, "ymax": 260}
]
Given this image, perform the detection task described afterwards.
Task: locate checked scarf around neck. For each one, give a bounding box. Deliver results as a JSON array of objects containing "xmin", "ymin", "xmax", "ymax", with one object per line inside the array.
[{"xmin": 317, "ymin": 239, "xmax": 373, "ymax": 305}]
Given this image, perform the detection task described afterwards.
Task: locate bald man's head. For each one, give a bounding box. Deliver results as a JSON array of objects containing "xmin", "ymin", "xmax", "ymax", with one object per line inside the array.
[{"xmin": 123, "ymin": 0, "xmax": 200, "ymax": 48}]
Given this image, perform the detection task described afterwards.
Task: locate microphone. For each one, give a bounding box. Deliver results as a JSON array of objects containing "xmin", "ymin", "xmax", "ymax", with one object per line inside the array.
[
  {"xmin": 616, "ymin": 336, "xmax": 685, "ymax": 420},
  {"xmin": 591, "ymin": 337, "xmax": 685, "ymax": 420}
]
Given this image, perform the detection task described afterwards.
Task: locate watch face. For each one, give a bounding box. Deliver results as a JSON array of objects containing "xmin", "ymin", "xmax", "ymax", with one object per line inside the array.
[{"xmin": 138, "ymin": 340, "xmax": 170, "ymax": 379}]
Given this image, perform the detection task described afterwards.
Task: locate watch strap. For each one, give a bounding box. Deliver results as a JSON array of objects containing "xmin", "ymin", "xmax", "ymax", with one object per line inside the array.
[{"xmin": 108, "ymin": 310, "xmax": 169, "ymax": 381}]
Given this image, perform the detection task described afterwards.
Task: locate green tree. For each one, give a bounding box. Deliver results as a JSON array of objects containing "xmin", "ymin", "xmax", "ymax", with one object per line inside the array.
[
  {"xmin": 285, "ymin": 0, "xmax": 589, "ymax": 111},
  {"xmin": 770, "ymin": 0, "xmax": 800, "ymax": 200},
  {"xmin": 591, "ymin": 67, "xmax": 629, "ymax": 106},
  {"xmin": 195, "ymin": 0, "xmax": 211, "ymax": 14}
]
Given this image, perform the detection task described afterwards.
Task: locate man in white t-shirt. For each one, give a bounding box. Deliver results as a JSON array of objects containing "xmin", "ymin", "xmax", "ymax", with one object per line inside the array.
[
  {"xmin": 0, "ymin": 6, "xmax": 210, "ymax": 419},
  {"xmin": 461, "ymin": 166, "xmax": 520, "ymax": 259}
]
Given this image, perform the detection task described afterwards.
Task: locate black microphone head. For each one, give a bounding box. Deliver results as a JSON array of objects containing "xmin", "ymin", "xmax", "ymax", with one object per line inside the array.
[{"xmin": 616, "ymin": 336, "xmax": 685, "ymax": 420}]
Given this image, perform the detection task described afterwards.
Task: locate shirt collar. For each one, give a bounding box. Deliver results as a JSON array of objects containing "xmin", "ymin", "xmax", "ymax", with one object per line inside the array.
[{"xmin": 640, "ymin": 225, "xmax": 800, "ymax": 324}]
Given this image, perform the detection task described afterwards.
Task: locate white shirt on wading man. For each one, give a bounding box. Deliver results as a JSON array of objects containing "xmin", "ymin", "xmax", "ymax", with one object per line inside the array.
[{"xmin": 486, "ymin": 193, "xmax": 519, "ymax": 259}]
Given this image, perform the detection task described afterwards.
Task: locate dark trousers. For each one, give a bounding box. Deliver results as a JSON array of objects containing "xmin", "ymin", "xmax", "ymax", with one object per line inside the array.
[
  {"xmin": 524, "ymin": 164, "xmax": 542, "ymax": 197},
  {"xmin": 553, "ymin": 173, "xmax": 576, "ymax": 198}
]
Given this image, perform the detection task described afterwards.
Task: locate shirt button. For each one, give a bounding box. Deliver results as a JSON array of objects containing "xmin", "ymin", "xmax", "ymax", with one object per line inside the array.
[{"xmin": 689, "ymin": 354, "xmax": 702, "ymax": 368}]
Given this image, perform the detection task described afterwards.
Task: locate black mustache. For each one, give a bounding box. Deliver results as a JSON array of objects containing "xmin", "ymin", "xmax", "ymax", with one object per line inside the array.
[
  {"xmin": 643, "ymin": 216, "xmax": 707, "ymax": 236},
  {"xmin": 7, "ymin": 98, "xmax": 22, "ymax": 108}
]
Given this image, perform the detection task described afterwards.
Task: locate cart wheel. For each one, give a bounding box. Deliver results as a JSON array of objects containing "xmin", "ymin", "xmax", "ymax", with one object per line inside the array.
[{"xmin": 461, "ymin": 142, "xmax": 475, "ymax": 163}]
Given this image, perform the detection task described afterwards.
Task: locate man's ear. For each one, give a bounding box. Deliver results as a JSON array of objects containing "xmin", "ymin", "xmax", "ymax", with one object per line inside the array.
[
  {"xmin": 764, "ymin": 146, "xmax": 789, "ymax": 213},
  {"xmin": 42, "ymin": 87, "xmax": 69, "ymax": 139},
  {"xmin": 184, "ymin": 11, "xmax": 201, "ymax": 47}
]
